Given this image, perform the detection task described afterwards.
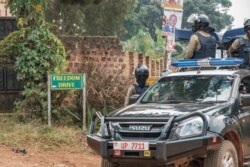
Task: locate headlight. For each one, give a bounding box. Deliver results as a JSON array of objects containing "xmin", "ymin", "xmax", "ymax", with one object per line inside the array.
[{"xmin": 175, "ymin": 117, "xmax": 203, "ymax": 138}]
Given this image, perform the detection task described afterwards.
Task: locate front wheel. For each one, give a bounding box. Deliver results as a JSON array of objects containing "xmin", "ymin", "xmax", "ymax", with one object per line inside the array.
[{"xmin": 204, "ymin": 140, "xmax": 238, "ymax": 167}]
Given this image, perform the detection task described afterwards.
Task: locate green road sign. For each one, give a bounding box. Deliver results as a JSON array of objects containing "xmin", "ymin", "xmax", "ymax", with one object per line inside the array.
[{"xmin": 51, "ymin": 74, "xmax": 83, "ymax": 90}]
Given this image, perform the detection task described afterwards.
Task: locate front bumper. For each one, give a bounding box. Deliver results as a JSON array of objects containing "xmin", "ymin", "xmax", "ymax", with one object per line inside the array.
[{"xmin": 87, "ymin": 132, "xmax": 223, "ymax": 163}]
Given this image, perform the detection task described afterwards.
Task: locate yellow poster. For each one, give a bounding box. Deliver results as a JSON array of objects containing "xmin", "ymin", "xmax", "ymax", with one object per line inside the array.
[{"xmin": 161, "ymin": 0, "xmax": 183, "ymax": 10}]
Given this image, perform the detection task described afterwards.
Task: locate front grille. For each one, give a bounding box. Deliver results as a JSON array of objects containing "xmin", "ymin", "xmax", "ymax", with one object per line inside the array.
[
  {"xmin": 119, "ymin": 123, "xmax": 165, "ymax": 128},
  {"xmin": 111, "ymin": 122, "xmax": 167, "ymax": 140},
  {"xmin": 119, "ymin": 132, "xmax": 161, "ymax": 138}
]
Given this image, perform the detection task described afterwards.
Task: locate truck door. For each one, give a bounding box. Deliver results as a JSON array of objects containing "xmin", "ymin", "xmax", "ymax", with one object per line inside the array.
[{"xmin": 238, "ymin": 76, "xmax": 250, "ymax": 156}]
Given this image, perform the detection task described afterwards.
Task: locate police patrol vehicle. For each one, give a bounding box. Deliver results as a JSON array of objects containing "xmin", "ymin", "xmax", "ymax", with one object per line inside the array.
[
  {"xmin": 87, "ymin": 58, "xmax": 250, "ymax": 167},
  {"xmin": 87, "ymin": 26, "xmax": 250, "ymax": 167}
]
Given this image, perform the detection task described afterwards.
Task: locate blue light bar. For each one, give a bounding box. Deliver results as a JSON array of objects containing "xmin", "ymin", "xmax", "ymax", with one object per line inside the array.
[{"xmin": 171, "ymin": 58, "xmax": 244, "ymax": 67}]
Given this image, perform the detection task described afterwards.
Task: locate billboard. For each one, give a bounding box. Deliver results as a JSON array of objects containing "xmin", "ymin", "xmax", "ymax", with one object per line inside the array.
[
  {"xmin": 164, "ymin": 9, "xmax": 183, "ymax": 29},
  {"xmin": 161, "ymin": 0, "xmax": 183, "ymax": 52}
]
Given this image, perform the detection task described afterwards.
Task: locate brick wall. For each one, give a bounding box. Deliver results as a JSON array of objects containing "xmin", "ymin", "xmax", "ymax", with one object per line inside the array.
[{"xmin": 60, "ymin": 36, "xmax": 166, "ymax": 78}]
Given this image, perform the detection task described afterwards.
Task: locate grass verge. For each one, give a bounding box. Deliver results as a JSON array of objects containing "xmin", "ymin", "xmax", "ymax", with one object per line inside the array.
[{"xmin": 0, "ymin": 113, "xmax": 90, "ymax": 153}]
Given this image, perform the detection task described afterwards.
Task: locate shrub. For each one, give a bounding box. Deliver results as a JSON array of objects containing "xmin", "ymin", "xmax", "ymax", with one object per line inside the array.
[
  {"xmin": 83, "ymin": 62, "xmax": 131, "ymax": 111},
  {"xmin": 64, "ymin": 61, "xmax": 132, "ymax": 127},
  {"xmin": 0, "ymin": 1, "xmax": 67, "ymax": 122}
]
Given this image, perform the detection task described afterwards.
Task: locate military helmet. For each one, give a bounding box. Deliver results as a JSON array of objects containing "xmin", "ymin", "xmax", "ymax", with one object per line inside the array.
[
  {"xmin": 135, "ymin": 64, "xmax": 149, "ymax": 78},
  {"xmin": 195, "ymin": 14, "xmax": 210, "ymax": 28},
  {"xmin": 187, "ymin": 14, "xmax": 210, "ymax": 32},
  {"xmin": 244, "ymin": 19, "xmax": 250, "ymax": 30}
]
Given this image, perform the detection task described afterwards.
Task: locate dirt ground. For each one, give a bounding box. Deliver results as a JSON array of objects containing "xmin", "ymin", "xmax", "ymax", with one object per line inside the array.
[{"xmin": 0, "ymin": 145, "xmax": 101, "ymax": 167}]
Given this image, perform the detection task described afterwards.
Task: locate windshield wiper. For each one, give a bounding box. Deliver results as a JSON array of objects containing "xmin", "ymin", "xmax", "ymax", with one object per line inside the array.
[
  {"xmin": 199, "ymin": 100, "xmax": 227, "ymax": 104},
  {"xmin": 158, "ymin": 100, "xmax": 195, "ymax": 104},
  {"xmin": 140, "ymin": 101, "xmax": 157, "ymax": 104}
]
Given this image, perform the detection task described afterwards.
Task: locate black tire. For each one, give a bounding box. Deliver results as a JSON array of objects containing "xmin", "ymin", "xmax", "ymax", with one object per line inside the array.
[
  {"xmin": 204, "ymin": 140, "xmax": 238, "ymax": 167},
  {"xmin": 101, "ymin": 159, "xmax": 117, "ymax": 167}
]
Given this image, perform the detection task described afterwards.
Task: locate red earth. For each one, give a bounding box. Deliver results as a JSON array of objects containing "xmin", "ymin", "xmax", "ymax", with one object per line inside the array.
[{"xmin": 0, "ymin": 145, "xmax": 101, "ymax": 167}]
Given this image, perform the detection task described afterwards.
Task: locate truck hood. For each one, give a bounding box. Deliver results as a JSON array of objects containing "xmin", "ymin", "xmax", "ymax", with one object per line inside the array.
[{"xmin": 108, "ymin": 103, "xmax": 228, "ymax": 118}]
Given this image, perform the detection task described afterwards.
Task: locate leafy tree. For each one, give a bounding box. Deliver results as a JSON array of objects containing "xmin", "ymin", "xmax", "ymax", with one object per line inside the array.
[
  {"xmin": 46, "ymin": 0, "xmax": 233, "ymax": 38},
  {"xmin": 46, "ymin": 1, "xmax": 85, "ymax": 35},
  {"xmin": 123, "ymin": 0, "xmax": 163, "ymax": 41},
  {"xmin": 123, "ymin": 0, "xmax": 233, "ymax": 41},
  {"xmin": 46, "ymin": 0, "xmax": 136, "ymax": 36},
  {"xmin": 123, "ymin": 0, "xmax": 233, "ymax": 60},
  {"xmin": 1, "ymin": 0, "xmax": 67, "ymax": 121},
  {"xmin": 182, "ymin": 0, "xmax": 233, "ymax": 31},
  {"xmin": 59, "ymin": 0, "xmax": 102, "ymax": 4},
  {"xmin": 83, "ymin": 0, "xmax": 136, "ymax": 36},
  {"xmin": 124, "ymin": 29, "xmax": 165, "ymax": 59},
  {"xmin": 124, "ymin": 29, "xmax": 154, "ymax": 55}
]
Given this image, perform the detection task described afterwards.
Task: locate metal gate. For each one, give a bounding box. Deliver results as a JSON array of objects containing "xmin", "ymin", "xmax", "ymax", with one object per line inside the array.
[
  {"xmin": 0, "ymin": 66, "xmax": 23, "ymax": 112},
  {"xmin": 0, "ymin": 17, "xmax": 22, "ymax": 112}
]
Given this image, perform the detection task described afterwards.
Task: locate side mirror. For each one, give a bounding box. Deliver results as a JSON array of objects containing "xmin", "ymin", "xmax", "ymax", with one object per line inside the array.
[
  {"xmin": 241, "ymin": 94, "xmax": 250, "ymax": 106},
  {"xmin": 129, "ymin": 94, "xmax": 140, "ymax": 105}
]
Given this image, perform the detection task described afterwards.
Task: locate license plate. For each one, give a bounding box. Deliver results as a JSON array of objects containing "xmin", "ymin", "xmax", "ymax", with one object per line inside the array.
[{"xmin": 113, "ymin": 141, "xmax": 149, "ymax": 150}]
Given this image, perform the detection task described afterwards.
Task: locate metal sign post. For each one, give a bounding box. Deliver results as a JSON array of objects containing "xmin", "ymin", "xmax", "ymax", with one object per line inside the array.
[
  {"xmin": 47, "ymin": 75, "xmax": 51, "ymax": 127},
  {"xmin": 82, "ymin": 74, "xmax": 86, "ymax": 133},
  {"xmin": 47, "ymin": 73, "xmax": 86, "ymax": 132}
]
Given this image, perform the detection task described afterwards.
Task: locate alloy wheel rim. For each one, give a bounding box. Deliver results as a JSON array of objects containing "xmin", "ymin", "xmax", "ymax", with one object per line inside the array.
[{"xmin": 223, "ymin": 152, "xmax": 234, "ymax": 167}]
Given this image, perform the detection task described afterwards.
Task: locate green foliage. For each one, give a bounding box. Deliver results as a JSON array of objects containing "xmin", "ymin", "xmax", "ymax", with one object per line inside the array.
[
  {"xmin": 46, "ymin": 1, "xmax": 85, "ymax": 35},
  {"xmin": 0, "ymin": 22, "xmax": 67, "ymax": 122},
  {"xmin": 123, "ymin": 28, "xmax": 187, "ymax": 60},
  {"xmin": 59, "ymin": 101, "xmax": 108, "ymax": 130},
  {"xmin": 8, "ymin": 0, "xmax": 47, "ymax": 16},
  {"xmin": 8, "ymin": 0, "xmax": 47, "ymax": 28},
  {"xmin": 46, "ymin": 0, "xmax": 136, "ymax": 36},
  {"xmin": 182, "ymin": 0, "xmax": 233, "ymax": 31},
  {"xmin": 14, "ymin": 24, "xmax": 67, "ymax": 84},
  {"xmin": 123, "ymin": 0, "xmax": 233, "ymax": 59},
  {"xmin": 0, "ymin": 30, "xmax": 24, "ymax": 63},
  {"xmin": 11, "ymin": 24, "xmax": 67, "ymax": 121},
  {"xmin": 0, "ymin": 25, "xmax": 67, "ymax": 122},
  {"xmin": 64, "ymin": 107, "xmax": 81, "ymax": 122},
  {"xmin": 171, "ymin": 41, "xmax": 187, "ymax": 60},
  {"xmin": 14, "ymin": 84, "xmax": 48, "ymax": 122},
  {"xmin": 123, "ymin": 0, "xmax": 163, "ymax": 41},
  {"xmin": 59, "ymin": 0, "xmax": 102, "ymax": 5},
  {"xmin": 83, "ymin": 0, "xmax": 136, "ymax": 36},
  {"xmin": 0, "ymin": 0, "xmax": 67, "ymax": 122},
  {"xmin": 124, "ymin": 29, "xmax": 165, "ymax": 59},
  {"xmin": 45, "ymin": 0, "xmax": 233, "ymax": 39},
  {"xmin": 0, "ymin": 113, "xmax": 86, "ymax": 152}
]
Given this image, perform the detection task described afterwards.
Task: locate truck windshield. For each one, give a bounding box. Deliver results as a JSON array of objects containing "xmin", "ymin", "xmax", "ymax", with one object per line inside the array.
[{"xmin": 140, "ymin": 75, "xmax": 234, "ymax": 104}]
